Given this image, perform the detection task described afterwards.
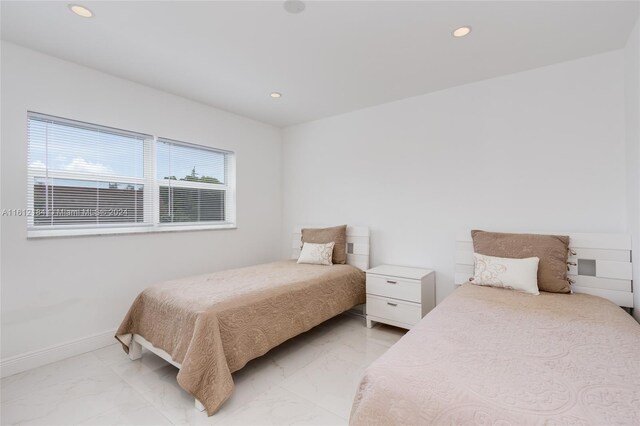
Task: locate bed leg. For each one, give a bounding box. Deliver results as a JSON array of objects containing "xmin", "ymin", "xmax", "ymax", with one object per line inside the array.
[
  {"xmin": 129, "ymin": 338, "xmax": 142, "ymax": 361},
  {"xmin": 195, "ymin": 399, "xmax": 205, "ymax": 412}
]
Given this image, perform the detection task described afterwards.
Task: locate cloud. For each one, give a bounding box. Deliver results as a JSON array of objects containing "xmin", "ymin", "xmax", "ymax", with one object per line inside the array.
[
  {"xmin": 63, "ymin": 158, "xmax": 113, "ymax": 175},
  {"xmin": 29, "ymin": 160, "xmax": 47, "ymax": 168}
]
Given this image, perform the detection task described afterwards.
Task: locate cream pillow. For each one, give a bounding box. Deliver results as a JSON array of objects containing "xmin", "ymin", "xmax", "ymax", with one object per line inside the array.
[
  {"xmin": 301, "ymin": 225, "xmax": 347, "ymax": 264},
  {"xmin": 471, "ymin": 253, "xmax": 540, "ymax": 295},
  {"xmin": 297, "ymin": 242, "xmax": 335, "ymax": 266}
]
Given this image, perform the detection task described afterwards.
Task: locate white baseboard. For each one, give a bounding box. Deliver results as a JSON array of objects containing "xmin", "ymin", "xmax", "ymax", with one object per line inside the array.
[{"xmin": 0, "ymin": 329, "xmax": 117, "ymax": 378}]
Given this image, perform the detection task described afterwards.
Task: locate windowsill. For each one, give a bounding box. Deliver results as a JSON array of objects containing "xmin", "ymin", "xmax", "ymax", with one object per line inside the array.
[{"xmin": 26, "ymin": 223, "xmax": 237, "ymax": 239}]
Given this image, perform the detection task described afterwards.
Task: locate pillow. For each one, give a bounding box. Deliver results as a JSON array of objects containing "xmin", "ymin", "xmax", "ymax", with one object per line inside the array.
[
  {"xmin": 471, "ymin": 253, "xmax": 540, "ymax": 295},
  {"xmin": 297, "ymin": 242, "xmax": 335, "ymax": 266},
  {"xmin": 301, "ymin": 225, "xmax": 347, "ymax": 264},
  {"xmin": 471, "ymin": 230, "xmax": 571, "ymax": 293}
]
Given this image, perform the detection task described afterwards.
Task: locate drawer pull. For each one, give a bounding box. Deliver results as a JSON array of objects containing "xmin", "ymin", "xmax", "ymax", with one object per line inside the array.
[
  {"xmin": 386, "ymin": 280, "xmax": 397, "ymax": 284},
  {"xmin": 387, "ymin": 302, "xmax": 398, "ymax": 307}
]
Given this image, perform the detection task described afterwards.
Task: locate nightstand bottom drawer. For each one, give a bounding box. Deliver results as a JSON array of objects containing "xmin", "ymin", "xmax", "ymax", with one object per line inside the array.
[{"xmin": 366, "ymin": 295, "xmax": 421, "ymax": 326}]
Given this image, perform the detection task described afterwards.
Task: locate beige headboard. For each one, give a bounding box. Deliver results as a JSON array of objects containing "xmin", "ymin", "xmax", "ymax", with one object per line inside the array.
[
  {"xmin": 455, "ymin": 230, "xmax": 633, "ymax": 308},
  {"xmin": 292, "ymin": 225, "xmax": 370, "ymax": 270}
]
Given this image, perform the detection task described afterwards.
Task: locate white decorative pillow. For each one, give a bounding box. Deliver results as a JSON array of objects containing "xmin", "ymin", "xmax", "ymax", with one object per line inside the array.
[
  {"xmin": 297, "ymin": 242, "xmax": 335, "ymax": 266},
  {"xmin": 471, "ymin": 253, "xmax": 540, "ymax": 295}
]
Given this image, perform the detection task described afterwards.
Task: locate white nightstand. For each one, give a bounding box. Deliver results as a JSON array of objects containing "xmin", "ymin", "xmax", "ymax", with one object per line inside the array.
[{"xmin": 365, "ymin": 265, "xmax": 435, "ymax": 329}]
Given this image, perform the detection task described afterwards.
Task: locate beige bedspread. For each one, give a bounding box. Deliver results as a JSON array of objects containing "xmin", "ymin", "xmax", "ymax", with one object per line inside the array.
[
  {"xmin": 350, "ymin": 284, "xmax": 640, "ymax": 425},
  {"xmin": 116, "ymin": 260, "xmax": 365, "ymax": 415}
]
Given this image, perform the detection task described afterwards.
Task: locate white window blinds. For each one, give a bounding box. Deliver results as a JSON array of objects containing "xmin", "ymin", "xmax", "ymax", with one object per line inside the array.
[
  {"xmin": 156, "ymin": 138, "xmax": 234, "ymax": 225},
  {"xmin": 26, "ymin": 112, "xmax": 235, "ymax": 237},
  {"xmin": 27, "ymin": 112, "xmax": 153, "ymax": 230}
]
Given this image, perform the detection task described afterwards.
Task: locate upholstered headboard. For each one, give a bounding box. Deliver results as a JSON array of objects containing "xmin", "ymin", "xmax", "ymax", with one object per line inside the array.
[
  {"xmin": 455, "ymin": 230, "xmax": 633, "ymax": 308},
  {"xmin": 292, "ymin": 226, "xmax": 370, "ymax": 270}
]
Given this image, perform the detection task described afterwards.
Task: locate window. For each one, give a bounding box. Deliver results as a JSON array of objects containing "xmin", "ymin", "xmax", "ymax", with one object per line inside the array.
[
  {"xmin": 27, "ymin": 112, "xmax": 236, "ymax": 237},
  {"xmin": 157, "ymin": 139, "xmax": 229, "ymax": 224}
]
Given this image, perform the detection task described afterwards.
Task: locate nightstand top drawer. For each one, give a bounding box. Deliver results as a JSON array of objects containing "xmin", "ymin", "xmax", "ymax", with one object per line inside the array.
[
  {"xmin": 366, "ymin": 264, "xmax": 434, "ymax": 281},
  {"xmin": 367, "ymin": 274, "xmax": 421, "ymax": 303}
]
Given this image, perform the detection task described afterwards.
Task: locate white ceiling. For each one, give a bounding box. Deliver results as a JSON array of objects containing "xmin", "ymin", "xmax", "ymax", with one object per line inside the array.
[{"xmin": 2, "ymin": 1, "xmax": 639, "ymax": 127}]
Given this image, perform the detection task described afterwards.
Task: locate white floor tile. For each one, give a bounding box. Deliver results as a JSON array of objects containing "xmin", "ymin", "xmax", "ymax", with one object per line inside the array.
[
  {"xmin": 92, "ymin": 343, "xmax": 130, "ymax": 367},
  {"xmin": 106, "ymin": 353, "xmax": 210, "ymax": 425},
  {"xmin": 1, "ymin": 353, "xmax": 103, "ymax": 403},
  {"xmin": 0, "ymin": 314, "xmax": 404, "ymax": 426},
  {"xmin": 278, "ymin": 338, "xmax": 391, "ymax": 419},
  {"xmin": 1, "ymin": 353, "xmax": 150, "ymax": 425},
  {"xmin": 217, "ymin": 386, "xmax": 346, "ymax": 426},
  {"xmin": 77, "ymin": 403, "xmax": 173, "ymax": 426}
]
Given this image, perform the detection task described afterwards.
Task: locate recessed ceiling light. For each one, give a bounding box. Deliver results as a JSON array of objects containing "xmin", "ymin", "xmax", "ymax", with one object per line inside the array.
[
  {"xmin": 452, "ymin": 26, "xmax": 472, "ymax": 38},
  {"xmin": 68, "ymin": 4, "xmax": 93, "ymax": 18},
  {"xmin": 270, "ymin": 92, "xmax": 282, "ymax": 99},
  {"xmin": 283, "ymin": 0, "xmax": 305, "ymax": 14}
]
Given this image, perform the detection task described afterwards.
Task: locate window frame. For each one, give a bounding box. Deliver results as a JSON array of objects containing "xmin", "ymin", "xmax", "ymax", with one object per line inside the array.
[
  {"xmin": 155, "ymin": 137, "xmax": 236, "ymax": 229},
  {"xmin": 26, "ymin": 112, "xmax": 237, "ymax": 239}
]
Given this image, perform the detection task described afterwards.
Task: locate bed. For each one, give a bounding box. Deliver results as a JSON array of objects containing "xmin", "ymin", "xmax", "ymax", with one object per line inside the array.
[
  {"xmin": 350, "ymin": 231, "xmax": 640, "ymax": 425},
  {"xmin": 116, "ymin": 226, "xmax": 369, "ymax": 416}
]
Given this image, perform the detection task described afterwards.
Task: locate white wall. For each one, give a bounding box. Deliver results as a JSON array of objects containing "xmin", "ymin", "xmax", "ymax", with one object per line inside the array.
[
  {"xmin": 2, "ymin": 28, "xmax": 636, "ymax": 372},
  {"xmin": 282, "ymin": 50, "xmax": 627, "ymax": 304},
  {"xmin": 0, "ymin": 42, "xmax": 283, "ymax": 364},
  {"xmin": 624, "ymin": 20, "xmax": 640, "ymax": 322}
]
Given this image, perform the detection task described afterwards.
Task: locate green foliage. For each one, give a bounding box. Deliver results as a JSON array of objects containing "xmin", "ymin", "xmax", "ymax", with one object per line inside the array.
[
  {"xmin": 159, "ymin": 166, "xmax": 224, "ymax": 223},
  {"xmin": 163, "ymin": 166, "xmax": 221, "ymax": 184},
  {"xmin": 183, "ymin": 175, "xmax": 221, "ymax": 184}
]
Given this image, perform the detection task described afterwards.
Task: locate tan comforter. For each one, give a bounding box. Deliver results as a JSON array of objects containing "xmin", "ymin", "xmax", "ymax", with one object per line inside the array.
[
  {"xmin": 116, "ymin": 260, "xmax": 365, "ymax": 415},
  {"xmin": 350, "ymin": 284, "xmax": 640, "ymax": 425}
]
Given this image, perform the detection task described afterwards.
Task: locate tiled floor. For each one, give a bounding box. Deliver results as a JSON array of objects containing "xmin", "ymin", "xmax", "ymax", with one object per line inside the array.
[{"xmin": 1, "ymin": 314, "xmax": 406, "ymax": 425}]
